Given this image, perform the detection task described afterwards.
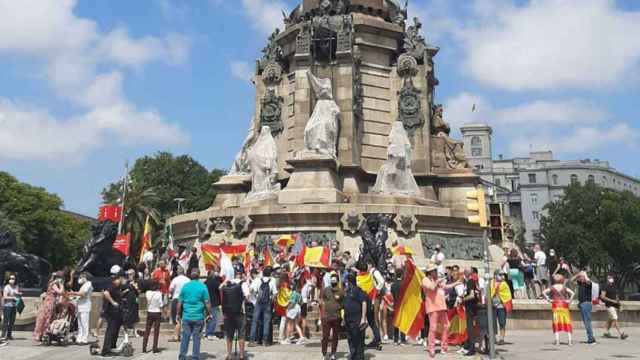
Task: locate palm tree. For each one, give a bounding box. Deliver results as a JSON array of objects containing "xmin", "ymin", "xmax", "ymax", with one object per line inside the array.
[{"xmin": 102, "ymin": 179, "xmax": 161, "ymax": 262}]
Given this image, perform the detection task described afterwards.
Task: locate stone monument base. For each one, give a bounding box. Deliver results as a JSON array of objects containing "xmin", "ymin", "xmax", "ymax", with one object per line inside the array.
[{"xmin": 279, "ymin": 153, "xmax": 346, "ymax": 204}]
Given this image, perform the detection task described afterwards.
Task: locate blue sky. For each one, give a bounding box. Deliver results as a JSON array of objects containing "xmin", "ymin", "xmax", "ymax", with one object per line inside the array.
[{"xmin": 0, "ymin": 0, "xmax": 639, "ymax": 216}]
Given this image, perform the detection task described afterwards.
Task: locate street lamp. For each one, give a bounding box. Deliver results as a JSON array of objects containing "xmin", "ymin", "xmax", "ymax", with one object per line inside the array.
[{"xmin": 174, "ymin": 198, "xmax": 186, "ymax": 214}]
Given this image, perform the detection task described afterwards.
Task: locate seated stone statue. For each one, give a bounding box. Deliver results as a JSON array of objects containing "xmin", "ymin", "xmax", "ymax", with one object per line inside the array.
[
  {"xmin": 303, "ymin": 71, "xmax": 340, "ymax": 158},
  {"xmin": 373, "ymin": 121, "xmax": 420, "ymax": 197},
  {"xmin": 430, "ymin": 104, "xmax": 468, "ymax": 169},
  {"xmin": 229, "ymin": 117, "xmax": 259, "ymax": 175},
  {"xmin": 246, "ymin": 126, "xmax": 281, "ymax": 201}
]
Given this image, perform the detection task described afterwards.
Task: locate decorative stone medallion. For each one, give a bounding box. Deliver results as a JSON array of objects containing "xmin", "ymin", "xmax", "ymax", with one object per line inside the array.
[
  {"xmin": 341, "ymin": 210, "xmax": 364, "ymax": 235},
  {"xmin": 394, "ymin": 213, "xmax": 418, "ymax": 236},
  {"xmin": 397, "ymin": 79, "xmax": 423, "ymax": 134},
  {"xmin": 213, "ymin": 217, "xmax": 232, "ymax": 233},
  {"xmin": 260, "ymin": 88, "xmax": 284, "ymax": 134},
  {"xmin": 262, "ymin": 62, "xmax": 283, "ymax": 85},
  {"xmin": 397, "ymin": 53, "xmax": 418, "ymax": 78},
  {"xmin": 232, "ymin": 215, "xmax": 253, "ymax": 237}
]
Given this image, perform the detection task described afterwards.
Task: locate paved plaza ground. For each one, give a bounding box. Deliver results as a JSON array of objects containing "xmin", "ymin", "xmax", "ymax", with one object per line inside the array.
[{"xmin": 1, "ymin": 329, "xmax": 638, "ymax": 360}]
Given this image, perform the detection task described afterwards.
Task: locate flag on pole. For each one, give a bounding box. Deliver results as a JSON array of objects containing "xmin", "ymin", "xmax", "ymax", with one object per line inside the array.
[
  {"xmin": 276, "ymin": 234, "xmax": 296, "ymax": 249},
  {"xmin": 490, "ymin": 280, "xmax": 513, "ymax": 313},
  {"xmin": 262, "ymin": 246, "xmax": 274, "ymax": 267},
  {"xmin": 356, "ymin": 271, "xmax": 378, "ymax": 301},
  {"xmin": 392, "ymin": 260, "xmax": 426, "ymax": 339},
  {"xmin": 201, "ymin": 244, "xmax": 247, "ymax": 270},
  {"xmin": 113, "ymin": 233, "xmax": 131, "ymax": 256},
  {"xmin": 178, "ymin": 248, "xmax": 191, "ymax": 271},
  {"xmin": 98, "ymin": 205, "xmax": 122, "ymax": 222},
  {"xmin": 166, "ymin": 223, "xmax": 177, "ymax": 259},
  {"xmin": 139, "ymin": 215, "xmax": 152, "ymax": 263},
  {"xmin": 296, "ymin": 246, "xmax": 331, "ymax": 268}
]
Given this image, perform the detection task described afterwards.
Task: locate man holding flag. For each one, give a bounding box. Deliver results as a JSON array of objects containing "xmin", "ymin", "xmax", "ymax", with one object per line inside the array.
[{"xmin": 355, "ymin": 262, "xmax": 383, "ymax": 350}]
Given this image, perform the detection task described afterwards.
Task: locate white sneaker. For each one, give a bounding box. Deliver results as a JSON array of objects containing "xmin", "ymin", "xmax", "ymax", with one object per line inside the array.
[
  {"xmin": 418, "ymin": 338, "xmax": 424, "ymax": 345},
  {"xmin": 457, "ymin": 349, "xmax": 469, "ymax": 355},
  {"xmin": 281, "ymin": 339, "xmax": 291, "ymax": 345},
  {"xmin": 383, "ymin": 335, "xmax": 389, "ymax": 342},
  {"xmin": 297, "ymin": 337, "xmax": 306, "ymax": 345}
]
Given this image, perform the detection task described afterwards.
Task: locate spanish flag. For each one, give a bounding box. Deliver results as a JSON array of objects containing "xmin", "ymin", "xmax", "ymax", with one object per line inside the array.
[
  {"xmin": 356, "ymin": 271, "xmax": 378, "ymax": 301},
  {"xmin": 274, "ymin": 284, "xmax": 291, "ymax": 317},
  {"xmin": 262, "ymin": 247, "xmax": 274, "ymax": 267},
  {"xmin": 392, "ymin": 260, "xmax": 425, "ymax": 339},
  {"xmin": 296, "ymin": 246, "xmax": 331, "ymax": 269},
  {"xmin": 139, "ymin": 215, "xmax": 152, "ymax": 263},
  {"xmin": 201, "ymin": 244, "xmax": 248, "ymax": 270},
  {"xmin": 445, "ymin": 306, "xmax": 468, "ymax": 345},
  {"xmin": 392, "ymin": 245, "xmax": 414, "ymax": 257},
  {"xmin": 490, "ymin": 280, "xmax": 513, "ymax": 313},
  {"xmin": 276, "ymin": 234, "xmax": 296, "ymax": 249}
]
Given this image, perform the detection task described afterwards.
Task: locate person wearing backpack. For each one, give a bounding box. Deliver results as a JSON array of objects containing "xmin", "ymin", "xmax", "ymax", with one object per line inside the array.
[{"xmin": 249, "ymin": 266, "xmax": 277, "ymax": 346}]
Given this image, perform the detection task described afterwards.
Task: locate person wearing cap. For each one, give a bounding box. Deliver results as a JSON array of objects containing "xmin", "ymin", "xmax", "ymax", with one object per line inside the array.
[
  {"xmin": 422, "ymin": 262, "xmax": 461, "ymax": 358},
  {"xmin": 67, "ymin": 272, "xmax": 92, "ymax": 344},
  {"xmin": 430, "ymin": 245, "xmax": 446, "ymax": 278},
  {"xmin": 177, "ymin": 269, "xmax": 211, "ymax": 360},
  {"xmin": 101, "ymin": 273, "xmax": 124, "ymax": 356}
]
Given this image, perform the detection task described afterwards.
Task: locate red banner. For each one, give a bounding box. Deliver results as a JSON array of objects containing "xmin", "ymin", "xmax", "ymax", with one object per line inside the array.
[
  {"xmin": 113, "ymin": 233, "xmax": 131, "ymax": 256},
  {"xmin": 98, "ymin": 205, "xmax": 122, "ymax": 222}
]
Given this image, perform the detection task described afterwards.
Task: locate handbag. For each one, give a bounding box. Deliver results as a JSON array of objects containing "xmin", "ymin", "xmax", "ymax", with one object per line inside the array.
[{"xmin": 16, "ymin": 296, "xmax": 25, "ymax": 314}]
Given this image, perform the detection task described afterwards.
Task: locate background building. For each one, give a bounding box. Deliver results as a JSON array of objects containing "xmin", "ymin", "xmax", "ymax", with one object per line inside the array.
[{"xmin": 461, "ymin": 123, "xmax": 640, "ymax": 244}]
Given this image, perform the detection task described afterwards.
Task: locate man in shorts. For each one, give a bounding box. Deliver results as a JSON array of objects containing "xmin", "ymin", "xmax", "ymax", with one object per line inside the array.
[
  {"xmin": 600, "ymin": 274, "xmax": 628, "ymax": 340},
  {"xmin": 221, "ymin": 264, "xmax": 249, "ymax": 360}
]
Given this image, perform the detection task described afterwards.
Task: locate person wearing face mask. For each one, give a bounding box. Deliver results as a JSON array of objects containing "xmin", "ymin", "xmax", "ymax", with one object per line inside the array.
[
  {"xmin": 342, "ymin": 273, "xmax": 368, "ymax": 360},
  {"xmin": 67, "ymin": 273, "xmax": 93, "ymax": 344},
  {"xmin": 600, "ymin": 274, "xmax": 628, "ymax": 340},
  {"xmin": 489, "ymin": 270, "xmax": 512, "ymax": 346},
  {"xmin": 33, "ymin": 272, "xmax": 65, "ymax": 343},
  {"xmin": 320, "ymin": 272, "xmax": 343, "ymax": 360},
  {"xmin": 2, "ymin": 274, "xmax": 22, "ymax": 341},
  {"xmin": 101, "ymin": 273, "xmax": 124, "ymax": 356}
]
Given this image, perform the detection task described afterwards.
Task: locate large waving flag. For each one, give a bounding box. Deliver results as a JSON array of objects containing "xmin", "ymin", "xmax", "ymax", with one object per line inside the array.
[
  {"xmin": 356, "ymin": 271, "xmax": 378, "ymax": 301},
  {"xmin": 201, "ymin": 244, "xmax": 247, "ymax": 270},
  {"xmin": 490, "ymin": 280, "xmax": 513, "ymax": 313},
  {"xmin": 274, "ymin": 284, "xmax": 292, "ymax": 317},
  {"xmin": 139, "ymin": 215, "xmax": 152, "ymax": 263},
  {"xmin": 392, "ymin": 260, "xmax": 425, "ymax": 339},
  {"xmin": 296, "ymin": 246, "xmax": 331, "ymax": 268},
  {"xmin": 276, "ymin": 234, "xmax": 296, "ymax": 249},
  {"xmin": 436, "ymin": 306, "xmax": 468, "ymax": 345},
  {"xmin": 220, "ymin": 249, "xmax": 235, "ymax": 280},
  {"xmin": 392, "ymin": 245, "xmax": 414, "ymax": 257}
]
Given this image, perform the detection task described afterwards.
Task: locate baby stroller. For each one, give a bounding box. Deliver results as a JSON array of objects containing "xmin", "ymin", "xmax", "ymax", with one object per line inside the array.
[{"xmin": 42, "ymin": 300, "xmax": 77, "ymax": 346}]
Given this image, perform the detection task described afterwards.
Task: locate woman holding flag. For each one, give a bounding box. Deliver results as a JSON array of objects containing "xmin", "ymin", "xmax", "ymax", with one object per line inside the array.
[
  {"xmin": 542, "ymin": 274, "xmax": 574, "ymax": 346},
  {"xmin": 422, "ymin": 262, "xmax": 461, "ymax": 358},
  {"xmin": 490, "ymin": 270, "xmax": 513, "ymax": 345}
]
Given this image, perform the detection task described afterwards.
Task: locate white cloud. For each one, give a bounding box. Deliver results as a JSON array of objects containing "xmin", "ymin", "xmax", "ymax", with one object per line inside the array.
[
  {"xmin": 445, "ymin": 92, "xmax": 639, "ymax": 156},
  {"xmin": 230, "ymin": 61, "xmax": 254, "ymax": 83},
  {"xmin": 414, "ymin": 0, "xmax": 640, "ymax": 91},
  {"xmin": 97, "ymin": 27, "xmax": 191, "ymax": 68},
  {"xmin": 0, "ymin": 0, "xmax": 191, "ymax": 161},
  {"xmin": 241, "ymin": 0, "xmax": 287, "ymax": 36}
]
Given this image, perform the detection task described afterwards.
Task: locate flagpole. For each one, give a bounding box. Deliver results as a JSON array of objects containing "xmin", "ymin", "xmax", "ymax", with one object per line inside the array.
[{"xmin": 117, "ymin": 161, "xmax": 129, "ymax": 236}]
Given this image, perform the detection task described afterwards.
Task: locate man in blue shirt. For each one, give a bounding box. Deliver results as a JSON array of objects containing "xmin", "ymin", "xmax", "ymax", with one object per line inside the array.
[
  {"xmin": 342, "ymin": 273, "xmax": 368, "ymax": 360},
  {"xmin": 177, "ymin": 269, "xmax": 211, "ymax": 360}
]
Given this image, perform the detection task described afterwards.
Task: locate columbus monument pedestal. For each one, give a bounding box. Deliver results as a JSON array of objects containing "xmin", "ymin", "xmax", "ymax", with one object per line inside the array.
[{"xmin": 169, "ymin": 0, "xmax": 485, "ymax": 265}]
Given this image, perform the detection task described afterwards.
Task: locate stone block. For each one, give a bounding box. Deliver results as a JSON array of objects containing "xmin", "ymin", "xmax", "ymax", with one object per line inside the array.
[
  {"xmin": 362, "ymin": 133, "xmax": 387, "ymax": 147},
  {"xmin": 363, "ymin": 120, "xmax": 391, "ymax": 134},
  {"xmin": 279, "ymin": 154, "xmax": 346, "ymax": 204},
  {"xmin": 363, "ymin": 97, "xmax": 390, "ymax": 112},
  {"xmin": 363, "ymin": 109, "xmax": 391, "ymax": 123},
  {"xmin": 362, "ymin": 144, "xmax": 387, "ymax": 159},
  {"xmin": 362, "ymin": 84, "xmax": 389, "ymax": 100}
]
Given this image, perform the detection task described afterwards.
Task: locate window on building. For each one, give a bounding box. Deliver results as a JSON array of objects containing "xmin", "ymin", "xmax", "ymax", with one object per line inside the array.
[
  {"xmin": 587, "ymin": 175, "xmax": 595, "ymax": 183},
  {"xmin": 495, "ymin": 178, "xmax": 501, "ymax": 186},
  {"xmin": 602, "ymin": 176, "xmax": 607, "ymax": 186},
  {"xmin": 570, "ymin": 174, "xmax": 579, "ymax": 184},
  {"xmin": 470, "ymin": 136, "xmax": 482, "ymax": 157},
  {"xmin": 530, "ymin": 192, "xmax": 538, "ymax": 205},
  {"xmin": 532, "ymin": 211, "xmax": 540, "ymax": 220},
  {"xmin": 552, "ymin": 174, "xmax": 558, "ymax": 185},
  {"xmin": 528, "ymin": 173, "xmax": 537, "ymax": 183}
]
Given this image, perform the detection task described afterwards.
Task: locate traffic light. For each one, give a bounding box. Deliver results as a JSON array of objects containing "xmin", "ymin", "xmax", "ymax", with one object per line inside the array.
[
  {"xmin": 489, "ymin": 203, "xmax": 504, "ymax": 242},
  {"xmin": 466, "ymin": 187, "xmax": 488, "ymax": 227}
]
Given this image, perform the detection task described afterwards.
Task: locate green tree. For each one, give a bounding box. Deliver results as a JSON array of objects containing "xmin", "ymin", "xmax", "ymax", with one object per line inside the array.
[
  {"xmin": 101, "ymin": 152, "xmax": 225, "ymax": 258},
  {"xmin": 0, "ymin": 171, "xmax": 90, "ymax": 269},
  {"xmin": 540, "ymin": 182, "xmax": 640, "ymax": 293}
]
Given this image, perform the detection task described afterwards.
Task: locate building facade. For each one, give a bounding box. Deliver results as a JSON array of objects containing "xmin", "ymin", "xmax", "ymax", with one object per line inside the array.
[{"xmin": 460, "ymin": 123, "xmax": 640, "ymax": 244}]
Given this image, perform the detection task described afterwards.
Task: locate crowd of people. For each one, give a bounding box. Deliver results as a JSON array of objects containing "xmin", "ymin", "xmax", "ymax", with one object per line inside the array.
[{"xmin": 0, "ymin": 241, "xmax": 632, "ymax": 359}]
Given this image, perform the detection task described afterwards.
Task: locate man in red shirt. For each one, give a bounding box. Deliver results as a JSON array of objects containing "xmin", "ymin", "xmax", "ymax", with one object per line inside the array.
[{"xmin": 152, "ymin": 260, "xmax": 171, "ymax": 319}]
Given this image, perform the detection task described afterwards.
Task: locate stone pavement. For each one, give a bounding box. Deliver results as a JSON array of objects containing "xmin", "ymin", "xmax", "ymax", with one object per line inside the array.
[{"xmin": 1, "ymin": 329, "xmax": 638, "ymax": 360}]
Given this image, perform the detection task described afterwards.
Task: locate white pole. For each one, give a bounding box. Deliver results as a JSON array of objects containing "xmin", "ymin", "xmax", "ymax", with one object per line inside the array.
[{"xmin": 117, "ymin": 161, "xmax": 129, "ymax": 235}]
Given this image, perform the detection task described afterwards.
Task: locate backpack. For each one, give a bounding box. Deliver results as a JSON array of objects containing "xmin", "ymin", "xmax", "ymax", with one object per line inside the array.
[
  {"xmin": 257, "ymin": 278, "xmax": 273, "ymax": 305},
  {"xmin": 222, "ymin": 282, "xmax": 244, "ymax": 314}
]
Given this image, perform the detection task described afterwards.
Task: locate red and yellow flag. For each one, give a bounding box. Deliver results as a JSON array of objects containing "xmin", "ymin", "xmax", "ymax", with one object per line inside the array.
[
  {"xmin": 392, "ymin": 260, "xmax": 425, "ymax": 339},
  {"xmin": 440, "ymin": 306, "xmax": 468, "ymax": 345},
  {"xmin": 491, "ymin": 280, "xmax": 513, "ymax": 313},
  {"xmin": 296, "ymin": 246, "xmax": 331, "ymax": 269},
  {"xmin": 274, "ymin": 284, "xmax": 291, "ymax": 317},
  {"xmin": 392, "ymin": 245, "xmax": 414, "ymax": 257},
  {"xmin": 201, "ymin": 244, "xmax": 247, "ymax": 270},
  {"xmin": 139, "ymin": 215, "xmax": 152, "ymax": 262},
  {"xmin": 276, "ymin": 234, "xmax": 296, "ymax": 249},
  {"xmin": 356, "ymin": 271, "xmax": 378, "ymax": 301}
]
